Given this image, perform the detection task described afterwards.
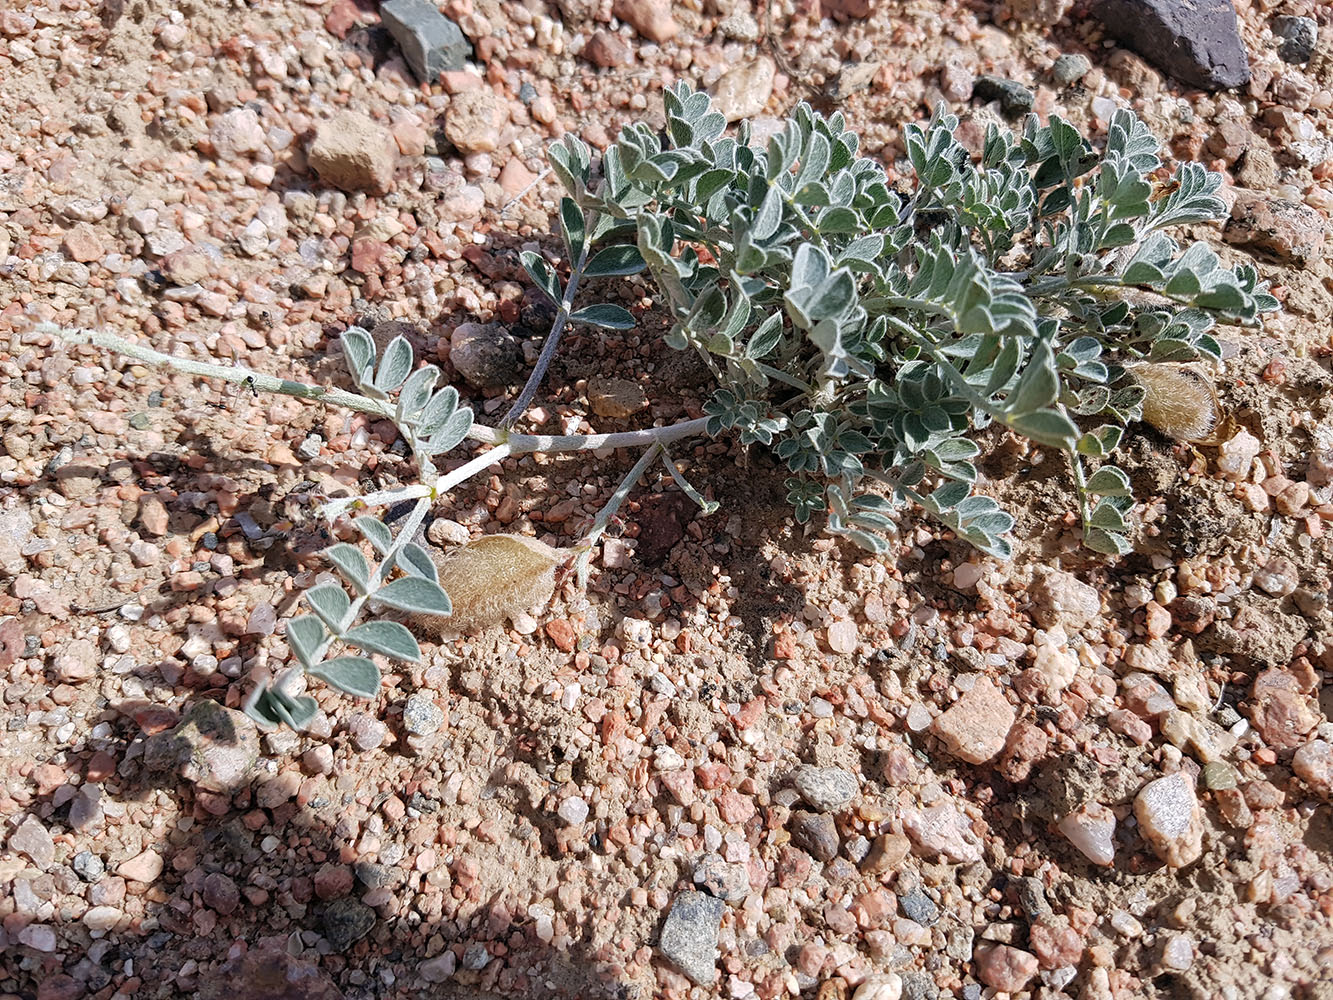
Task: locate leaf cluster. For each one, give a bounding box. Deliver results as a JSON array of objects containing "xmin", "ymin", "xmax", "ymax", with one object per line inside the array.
[
  {"xmin": 544, "ymin": 85, "xmax": 1276, "ymax": 558},
  {"xmin": 246, "ymin": 331, "xmax": 463, "ymax": 729}
]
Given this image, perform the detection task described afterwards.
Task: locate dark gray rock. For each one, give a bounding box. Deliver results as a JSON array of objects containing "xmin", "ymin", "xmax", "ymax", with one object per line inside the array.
[
  {"xmin": 449, "ymin": 322, "xmax": 524, "ymax": 389},
  {"xmin": 1016, "ymin": 875, "xmax": 1052, "ymax": 918},
  {"xmin": 790, "ymin": 810, "xmax": 840, "ymax": 862},
  {"xmin": 353, "ymin": 862, "xmax": 405, "ymax": 890},
  {"xmin": 1273, "ymin": 16, "xmax": 1317, "ymax": 64},
  {"xmin": 320, "ymin": 898, "xmax": 376, "ymax": 951},
  {"xmin": 899, "ymin": 888, "xmax": 940, "ymax": 926},
  {"xmin": 1051, "ymin": 53, "xmax": 1092, "ymax": 86},
  {"xmin": 381, "ymin": 0, "xmax": 471, "ymax": 82},
  {"xmin": 972, "ymin": 76, "xmax": 1034, "ymax": 117},
  {"xmin": 1090, "ymin": 0, "xmax": 1250, "ymax": 90},
  {"xmin": 659, "ymin": 891, "xmax": 725, "ymax": 985}
]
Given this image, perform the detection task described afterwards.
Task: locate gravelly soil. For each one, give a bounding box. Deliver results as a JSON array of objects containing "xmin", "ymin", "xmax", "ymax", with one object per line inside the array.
[{"xmin": 1, "ymin": 1, "xmax": 1331, "ymax": 999}]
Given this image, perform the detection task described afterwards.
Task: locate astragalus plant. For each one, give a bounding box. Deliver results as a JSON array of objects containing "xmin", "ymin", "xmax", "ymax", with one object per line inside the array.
[{"xmin": 46, "ymin": 84, "xmax": 1276, "ymax": 728}]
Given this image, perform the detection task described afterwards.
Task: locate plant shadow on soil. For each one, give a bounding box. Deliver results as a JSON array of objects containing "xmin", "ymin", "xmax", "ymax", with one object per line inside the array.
[
  {"xmin": 19, "ymin": 709, "xmax": 661, "ymax": 1000},
  {"xmin": 12, "ymin": 432, "xmax": 816, "ymax": 1000}
]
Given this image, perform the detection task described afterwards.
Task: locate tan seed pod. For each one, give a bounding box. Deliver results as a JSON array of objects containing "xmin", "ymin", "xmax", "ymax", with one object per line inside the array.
[
  {"xmin": 1130, "ymin": 364, "xmax": 1221, "ymax": 444},
  {"xmin": 408, "ymin": 533, "xmax": 565, "ymax": 637}
]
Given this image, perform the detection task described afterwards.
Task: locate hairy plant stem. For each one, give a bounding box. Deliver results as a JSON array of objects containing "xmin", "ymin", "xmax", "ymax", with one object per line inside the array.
[
  {"xmin": 44, "ymin": 324, "xmax": 399, "ymax": 420},
  {"xmin": 45, "ymin": 324, "xmax": 710, "ymax": 529},
  {"xmin": 44, "ymin": 324, "xmax": 707, "ymax": 455},
  {"xmin": 572, "ymin": 440, "xmax": 664, "ymax": 587},
  {"xmin": 1067, "ymin": 450, "xmax": 1094, "ymax": 533},
  {"xmin": 499, "ymin": 234, "xmax": 592, "ymax": 430}
]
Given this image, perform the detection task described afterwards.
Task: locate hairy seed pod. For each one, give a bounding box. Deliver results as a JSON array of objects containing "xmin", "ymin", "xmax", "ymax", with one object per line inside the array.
[
  {"xmin": 410, "ymin": 533, "xmax": 565, "ymax": 636},
  {"xmin": 1131, "ymin": 364, "xmax": 1221, "ymax": 443}
]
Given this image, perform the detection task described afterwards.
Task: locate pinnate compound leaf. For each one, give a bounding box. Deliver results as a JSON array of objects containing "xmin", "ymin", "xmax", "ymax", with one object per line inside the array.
[
  {"xmin": 309, "ymin": 656, "xmax": 381, "ymax": 699},
  {"xmin": 343, "ymin": 621, "xmax": 421, "ymax": 662},
  {"xmin": 376, "ymin": 576, "xmax": 452, "ymax": 616}
]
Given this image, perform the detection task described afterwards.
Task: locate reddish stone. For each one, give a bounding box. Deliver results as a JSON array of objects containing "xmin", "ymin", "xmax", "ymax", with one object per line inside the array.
[
  {"xmin": 0, "ymin": 619, "xmax": 22, "ymax": 669},
  {"xmin": 313, "ymin": 864, "xmax": 353, "ymax": 900},
  {"xmin": 998, "ymin": 721, "xmax": 1049, "ymax": 783},
  {"xmin": 351, "ymin": 237, "xmax": 390, "ymax": 275},
  {"xmin": 775, "ymin": 845, "xmax": 812, "ymax": 888},
  {"xmin": 133, "ymin": 705, "xmax": 180, "ymax": 735},
  {"xmin": 1029, "ymin": 920, "xmax": 1084, "ymax": 969},
  {"xmin": 62, "ymin": 223, "xmax": 102, "ymax": 262},
  {"xmin": 37, "ymin": 975, "xmax": 85, "ymax": 1000},
  {"xmin": 86, "ymin": 750, "xmax": 117, "ymax": 782},
  {"xmin": 1250, "ymin": 669, "xmax": 1318, "ymax": 749},
  {"xmin": 545, "ymin": 619, "xmax": 576, "ymax": 652},
  {"xmin": 695, "ymin": 762, "xmax": 732, "ymax": 790},
  {"xmin": 716, "ymin": 788, "xmax": 755, "ymax": 825},
  {"xmin": 974, "ymin": 943, "xmax": 1039, "ymax": 992}
]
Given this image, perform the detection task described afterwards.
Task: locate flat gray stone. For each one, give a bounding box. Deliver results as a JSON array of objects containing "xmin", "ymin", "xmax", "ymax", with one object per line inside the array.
[
  {"xmin": 791, "ymin": 764, "xmax": 858, "ymax": 813},
  {"xmin": 381, "ymin": 0, "xmax": 471, "ymax": 82},
  {"xmin": 659, "ymin": 891, "xmax": 725, "ymax": 986},
  {"xmin": 1090, "ymin": 0, "xmax": 1250, "ymax": 90}
]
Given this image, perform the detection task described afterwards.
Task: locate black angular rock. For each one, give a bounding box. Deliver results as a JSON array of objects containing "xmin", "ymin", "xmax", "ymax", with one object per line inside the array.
[
  {"xmin": 1091, "ymin": 0, "xmax": 1250, "ymax": 91},
  {"xmin": 1273, "ymin": 15, "xmax": 1317, "ymax": 65}
]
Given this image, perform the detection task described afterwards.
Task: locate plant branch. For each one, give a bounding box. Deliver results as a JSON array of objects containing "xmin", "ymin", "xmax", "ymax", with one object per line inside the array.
[
  {"xmin": 572, "ymin": 439, "xmax": 664, "ymax": 588},
  {"xmin": 43, "ymin": 324, "xmax": 399, "ymax": 420},
  {"xmin": 499, "ymin": 217, "xmax": 595, "ymax": 430}
]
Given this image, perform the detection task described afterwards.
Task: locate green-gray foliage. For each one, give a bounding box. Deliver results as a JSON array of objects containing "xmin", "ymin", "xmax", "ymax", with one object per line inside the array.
[
  {"xmin": 244, "ymin": 331, "xmax": 463, "ymax": 730},
  {"xmin": 550, "ymin": 84, "xmax": 1275, "ymax": 558},
  {"xmin": 230, "ymin": 85, "xmax": 1280, "ymax": 730}
]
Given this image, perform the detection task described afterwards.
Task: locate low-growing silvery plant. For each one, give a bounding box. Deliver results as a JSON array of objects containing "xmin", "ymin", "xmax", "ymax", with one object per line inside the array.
[{"xmin": 46, "ymin": 84, "xmax": 1276, "ymax": 728}]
